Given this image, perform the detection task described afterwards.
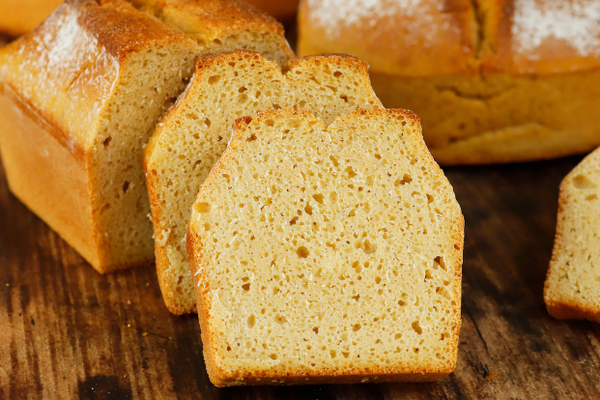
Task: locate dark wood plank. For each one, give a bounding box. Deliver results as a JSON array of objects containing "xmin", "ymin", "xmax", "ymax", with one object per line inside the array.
[{"xmin": 3, "ymin": 151, "xmax": 600, "ymax": 399}]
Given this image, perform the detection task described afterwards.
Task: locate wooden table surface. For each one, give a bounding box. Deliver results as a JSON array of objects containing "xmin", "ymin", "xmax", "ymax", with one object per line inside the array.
[{"xmin": 3, "ymin": 152, "xmax": 600, "ymax": 399}]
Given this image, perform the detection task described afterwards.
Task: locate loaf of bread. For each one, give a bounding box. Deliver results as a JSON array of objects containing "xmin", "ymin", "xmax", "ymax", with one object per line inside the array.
[
  {"xmin": 545, "ymin": 148, "xmax": 600, "ymax": 322},
  {"xmin": 187, "ymin": 108, "xmax": 464, "ymax": 386},
  {"xmin": 298, "ymin": 0, "xmax": 600, "ymax": 165},
  {"xmin": 0, "ymin": 0, "xmax": 64, "ymax": 36},
  {"xmin": 0, "ymin": 0, "xmax": 298, "ymax": 37},
  {"xmin": 0, "ymin": 0, "xmax": 292, "ymax": 273},
  {"xmin": 144, "ymin": 50, "xmax": 382, "ymax": 314}
]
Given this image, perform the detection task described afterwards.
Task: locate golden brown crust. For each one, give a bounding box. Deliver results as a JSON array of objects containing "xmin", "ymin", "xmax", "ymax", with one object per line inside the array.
[
  {"xmin": 298, "ymin": 0, "xmax": 600, "ymax": 77},
  {"xmin": 367, "ymin": 68, "xmax": 600, "ymax": 165},
  {"xmin": 131, "ymin": 0, "xmax": 294, "ymax": 64},
  {"xmin": 188, "ymin": 108, "xmax": 463, "ymax": 387},
  {"xmin": 298, "ymin": 0, "xmax": 477, "ymax": 77}
]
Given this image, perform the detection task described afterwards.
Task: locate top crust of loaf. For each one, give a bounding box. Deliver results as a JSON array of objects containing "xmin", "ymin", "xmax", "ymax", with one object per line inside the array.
[
  {"xmin": 130, "ymin": 0, "xmax": 294, "ymax": 65},
  {"xmin": 0, "ymin": 0, "xmax": 293, "ymax": 152},
  {"xmin": 188, "ymin": 108, "xmax": 464, "ymax": 387},
  {"xmin": 545, "ymin": 148, "xmax": 600, "ymax": 322},
  {"xmin": 298, "ymin": 0, "xmax": 600, "ymax": 76},
  {"xmin": 0, "ymin": 0, "xmax": 198, "ymax": 152}
]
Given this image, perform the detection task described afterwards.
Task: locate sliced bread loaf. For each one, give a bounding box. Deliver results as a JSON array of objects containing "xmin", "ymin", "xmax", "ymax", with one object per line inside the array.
[
  {"xmin": 0, "ymin": 0, "xmax": 292, "ymax": 273},
  {"xmin": 144, "ymin": 50, "xmax": 382, "ymax": 314},
  {"xmin": 187, "ymin": 109, "xmax": 464, "ymax": 386},
  {"xmin": 545, "ymin": 148, "xmax": 600, "ymax": 322}
]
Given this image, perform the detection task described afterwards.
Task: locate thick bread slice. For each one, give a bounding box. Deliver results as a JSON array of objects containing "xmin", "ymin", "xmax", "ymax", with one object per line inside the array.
[
  {"xmin": 545, "ymin": 148, "xmax": 600, "ymax": 322},
  {"xmin": 187, "ymin": 109, "xmax": 464, "ymax": 387},
  {"xmin": 0, "ymin": 0, "xmax": 292, "ymax": 273},
  {"xmin": 144, "ymin": 50, "xmax": 382, "ymax": 314}
]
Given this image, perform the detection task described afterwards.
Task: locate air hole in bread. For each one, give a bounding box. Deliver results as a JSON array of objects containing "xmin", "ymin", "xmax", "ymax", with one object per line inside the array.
[
  {"xmin": 247, "ymin": 134, "xmax": 257, "ymax": 142},
  {"xmin": 195, "ymin": 202, "xmax": 211, "ymax": 213},
  {"xmin": 573, "ymin": 174, "xmax": 597, "ymax": 189},
  {"xmin": 394, "ymin": 174, "xmax": 413, "ymax": 186},
  {"xmin": 208, "ymin": 75, "xmax": 221, "ymax": 85},
  {"xmin": 122, "ymin": 181, "xmax": 130, "ymax": 193},
  {"xmin": 103, "ymin": 136, "xmax": 112, "ymax": 147},
  {"xmin": 345, "ymin": 166, "xmax": 356, "ymax": 178},
  {"xmin": 296, "ymin": 246, "xmax": 309, "ymax": 258},
  {"xmin": 247, "ymin": 314, "xmax": 255, "ymax": 328},
  {"xmin": 412, "ymin": 321, "xmax": 422, "ymax": 335},
  {"xmin": 433, "ymin": 256, "xmax": 447, "ymax": 271}
]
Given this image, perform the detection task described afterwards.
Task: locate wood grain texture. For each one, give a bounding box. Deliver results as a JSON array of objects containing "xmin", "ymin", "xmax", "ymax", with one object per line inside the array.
[{"xmin": 3, "ymin": 151, "xmax": 600, "ymax": 399}]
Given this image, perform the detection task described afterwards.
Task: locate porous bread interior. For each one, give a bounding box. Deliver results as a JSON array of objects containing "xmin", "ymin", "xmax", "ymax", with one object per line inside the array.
[
  {"xmin": 545, "ymin": 148, "xmax": 600, "ymax": 321},
  {"xmin": 145, "ymin": 51, "xmax": 382, "ymax": 313},
  {"xmin": 91, "ymin": 44, "xmax": 198, "ymax": 270},
  {"xmin": 189, "ymin": 109, "xmax": 463, "ymax": 386}
]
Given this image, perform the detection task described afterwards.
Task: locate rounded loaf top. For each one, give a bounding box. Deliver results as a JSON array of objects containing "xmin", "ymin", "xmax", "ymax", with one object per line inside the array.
[{"xmin": 298, "ymin": 0, "xmax": 600, "ymax": 76}]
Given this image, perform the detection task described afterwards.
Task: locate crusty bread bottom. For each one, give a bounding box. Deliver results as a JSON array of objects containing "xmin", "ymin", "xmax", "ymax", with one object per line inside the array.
[{"xmin": 545, "ymin": 148, "xmax": 600, "ymax": 322}]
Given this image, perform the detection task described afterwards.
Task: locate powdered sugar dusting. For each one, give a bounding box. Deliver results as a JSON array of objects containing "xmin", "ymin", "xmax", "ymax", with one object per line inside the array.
[
  {"xmin": 513, "ymin": 0, "xmax": 600, "ymax": 58},
  {"xmin": 306, "ymin": 0, "xmax": 423, "ymax": 38}
]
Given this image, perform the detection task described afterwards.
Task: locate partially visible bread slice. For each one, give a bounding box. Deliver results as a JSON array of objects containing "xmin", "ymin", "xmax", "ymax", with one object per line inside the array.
[
  {"xmin": 144, "ymin": 50, "xmax": 382, "ymax": 314},
  {"xmin": 545, "ymin": 148, "xmax": 600, "ymax": 322},
  {"xmin": 187, "ymin": 109, "xmax": 464, "ymax": 387}
]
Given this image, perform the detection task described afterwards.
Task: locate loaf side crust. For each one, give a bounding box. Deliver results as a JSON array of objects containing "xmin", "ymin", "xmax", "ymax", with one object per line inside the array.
[{"xmin": 368, "ymin": 68, "xmax": 600, "ymax": 165}]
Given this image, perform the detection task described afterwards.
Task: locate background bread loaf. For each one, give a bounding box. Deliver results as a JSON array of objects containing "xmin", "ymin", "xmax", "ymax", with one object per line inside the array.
[{"xmin": 298, "ymin": 0, "xmax": 600, "ymax": 165}]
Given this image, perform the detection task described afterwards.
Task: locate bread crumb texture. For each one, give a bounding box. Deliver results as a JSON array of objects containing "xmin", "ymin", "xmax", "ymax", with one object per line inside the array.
[
  {"xmin": 144, "ymin": 51, "xmax": 381, "ymax": 314},
  {"xmin": 545, "ymin": 147, "xmax": 600, "ymax": 322},
  {"xmin": 188, "ymin": 109, "xmax": 464, "ymax": 386}
]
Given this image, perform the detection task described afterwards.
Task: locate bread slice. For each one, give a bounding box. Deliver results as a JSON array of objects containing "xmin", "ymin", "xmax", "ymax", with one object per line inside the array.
[
  {"xmin": 144, "ymin": 50, "xmax": 382, "ymax": 314},
  {"xmin": 0, "ymin": 0, "xmax": 292, "ymax": 273},
  {"xmin": 545, "ymin": 148, "xmax": 600, "ymax": 322},
  {"xmin": 187, "ymin": 109, "xmax": 464, "ymax": 386}
]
